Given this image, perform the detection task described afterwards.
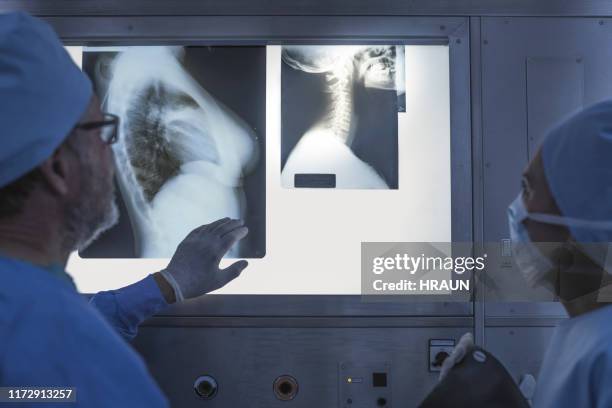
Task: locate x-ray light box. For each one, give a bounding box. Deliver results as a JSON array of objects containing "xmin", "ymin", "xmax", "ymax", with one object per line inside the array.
[{"xmin": 64, "ymin": 44, "xmax": 451, "ymax": 295}]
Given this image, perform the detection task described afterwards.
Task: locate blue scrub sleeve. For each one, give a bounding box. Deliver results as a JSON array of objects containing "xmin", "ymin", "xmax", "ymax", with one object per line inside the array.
[{"xmin": 89, "ymin": 275, "xmax": 169, "ymax": 341}]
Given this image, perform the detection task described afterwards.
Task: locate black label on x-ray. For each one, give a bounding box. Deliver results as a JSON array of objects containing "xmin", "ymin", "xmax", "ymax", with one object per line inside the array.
[{"xmin": 294, "ymin": 173, "xmax": 336, "ymax": 188}]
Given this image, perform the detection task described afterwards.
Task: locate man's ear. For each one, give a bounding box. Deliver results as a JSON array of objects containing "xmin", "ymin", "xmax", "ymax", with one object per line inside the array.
[{"xmin": 38, "ymin": 143, "xmax": 76, "ymax": 196}]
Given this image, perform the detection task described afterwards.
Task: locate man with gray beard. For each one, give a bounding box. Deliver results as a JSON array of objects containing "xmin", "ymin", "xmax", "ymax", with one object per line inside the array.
[{"xmin": 0, "ymin": 12, "xmax": 248, "ymax": 407}]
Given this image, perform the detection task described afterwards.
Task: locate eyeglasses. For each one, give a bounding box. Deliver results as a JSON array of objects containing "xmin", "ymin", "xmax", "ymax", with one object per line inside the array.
[{"xmin": 74, "ymin": 113, "xmax": 120, "ymax": 145}]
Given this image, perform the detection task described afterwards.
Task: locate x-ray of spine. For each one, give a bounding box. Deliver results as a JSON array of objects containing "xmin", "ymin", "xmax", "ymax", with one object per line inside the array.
[
  {"xmin": 82, "ymin": 46, "xmax": 265, "ymax": 258},
  {"xmin": 281, "ymin": 45, "xmax": 403, "ymax": 189}
]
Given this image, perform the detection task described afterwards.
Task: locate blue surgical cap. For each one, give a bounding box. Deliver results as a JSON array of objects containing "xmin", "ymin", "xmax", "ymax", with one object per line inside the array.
[
  {"xmin": 0, "ymin": 12, "xmax": 92, "ymax": 188},
  {"xmin": 542, "ymin": 100, "xmax": 612, "ymax": 243}
]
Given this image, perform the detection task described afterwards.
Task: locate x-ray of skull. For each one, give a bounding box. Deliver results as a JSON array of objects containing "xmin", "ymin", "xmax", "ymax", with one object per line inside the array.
[
  {"xmin": 80, "ymin": 46, "xmax": 266, "ymax": 259},
  {"xmin": 281, "ymin": 45, "xmax": 404, "ymax": 189}
]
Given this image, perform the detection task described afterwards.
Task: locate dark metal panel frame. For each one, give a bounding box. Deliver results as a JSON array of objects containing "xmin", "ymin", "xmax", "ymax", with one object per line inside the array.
[
  {"xmin": 469, "ymin": 16, "xmax": 485, "ymax": 346},
  {"xmin": 46, "ymin": 15, "xmax": 473, "ymax": 317},
  {"xmin": 143, "ymin": 316, "xmax": 474, "ymax": 328},
  {"xmin": 485, "ymin": 317, "xmax": 563, "ymax": 327},
  {"xmin": 46, "ymin": 16, "xmax": 463, "ymax": 45},
  {"xmin": 4, "ymin": 0, "xmax": 612, "ymax": 17}
]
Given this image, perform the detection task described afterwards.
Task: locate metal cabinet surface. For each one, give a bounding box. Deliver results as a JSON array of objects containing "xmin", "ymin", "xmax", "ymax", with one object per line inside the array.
[
  {"xmin": 479, "ymin": 16, "xmax": 612, "ymax": 388},
  {"xmin": 480, "ymin": 17, "xmax": 612, "ymax": 317},
  {"xmin": 134, "ymin": 325, "xmax": 471, "ymax": 407}
]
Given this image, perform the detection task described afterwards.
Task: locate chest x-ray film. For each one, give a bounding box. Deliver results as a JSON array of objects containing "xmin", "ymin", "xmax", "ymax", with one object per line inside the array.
[
  {"xmin": 79, "ymin": 46, "xmax": 266, "ymax": 259},
  {"xmin": 66, "ymin": 45, "xmax": 450, "ymax": 295},
  {"xmin": 281, "ymin": 46, "xmax": 404, "ymax": 189}
]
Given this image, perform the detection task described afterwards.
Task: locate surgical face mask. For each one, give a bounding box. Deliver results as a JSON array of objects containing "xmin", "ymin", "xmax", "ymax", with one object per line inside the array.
[
  {"xmin": 507, "ymin": 193, "xmax": 555, "ymax": 287},
  {"xmin": 508, "ymin": 193, "xmax": 612, "ymax": 288}
]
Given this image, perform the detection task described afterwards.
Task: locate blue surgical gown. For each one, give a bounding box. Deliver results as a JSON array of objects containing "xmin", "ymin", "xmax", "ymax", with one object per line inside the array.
[
  {"xmin": 534, "ymin": 305, "xmax": 612, "ymax": 408},
  {"xmin": 0, "ymin": 256, "xmax": 169, "ymax": 407}
]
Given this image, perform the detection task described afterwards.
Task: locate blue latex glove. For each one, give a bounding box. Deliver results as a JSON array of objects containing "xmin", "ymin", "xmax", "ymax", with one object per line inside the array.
[
  {"xmin": 160, "ymin": 218, "xmax": 249, "ymax": 301},
  {"xmin": 439, "ymin": 332, "xmax": 474, "ymax": 381}
]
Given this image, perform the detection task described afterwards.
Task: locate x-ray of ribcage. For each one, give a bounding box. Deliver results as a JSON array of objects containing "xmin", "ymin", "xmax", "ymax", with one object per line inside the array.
[
  {"xmin": 80, "ymin": 46, "xmax": 266, "ymax": 258},
  {"xmin": 281, "ymin": 45, "xmax": 403, "ymax": 189}
]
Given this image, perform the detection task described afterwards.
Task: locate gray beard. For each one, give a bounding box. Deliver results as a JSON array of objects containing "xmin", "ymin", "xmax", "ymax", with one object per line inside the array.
[
  {"xmin": 75, "ymin": 198, "xmax": 120, "ymax": 252},
  {"xmin": 63, "ymin": 178, "xmax": 120, "ymax": 254}
]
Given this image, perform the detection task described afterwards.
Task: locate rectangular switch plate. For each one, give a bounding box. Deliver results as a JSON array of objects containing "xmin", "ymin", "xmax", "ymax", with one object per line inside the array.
[
  {"xmin": 339, "ymin": 362, "xmax": 391, "ymax": 408},
  {"xmin": 429, "ymin": 339, "xmax": 455, "ymax": 372}
]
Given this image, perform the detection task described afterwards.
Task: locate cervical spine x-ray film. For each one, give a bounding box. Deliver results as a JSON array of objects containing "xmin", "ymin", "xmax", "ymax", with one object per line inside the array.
[
  {"xmin": 281, "ymin": 45, "xmax": 404, "ymax": 189},
  {"xmin": 80, "ymin": 46, "xmax": 266, "ymax": 259}
]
